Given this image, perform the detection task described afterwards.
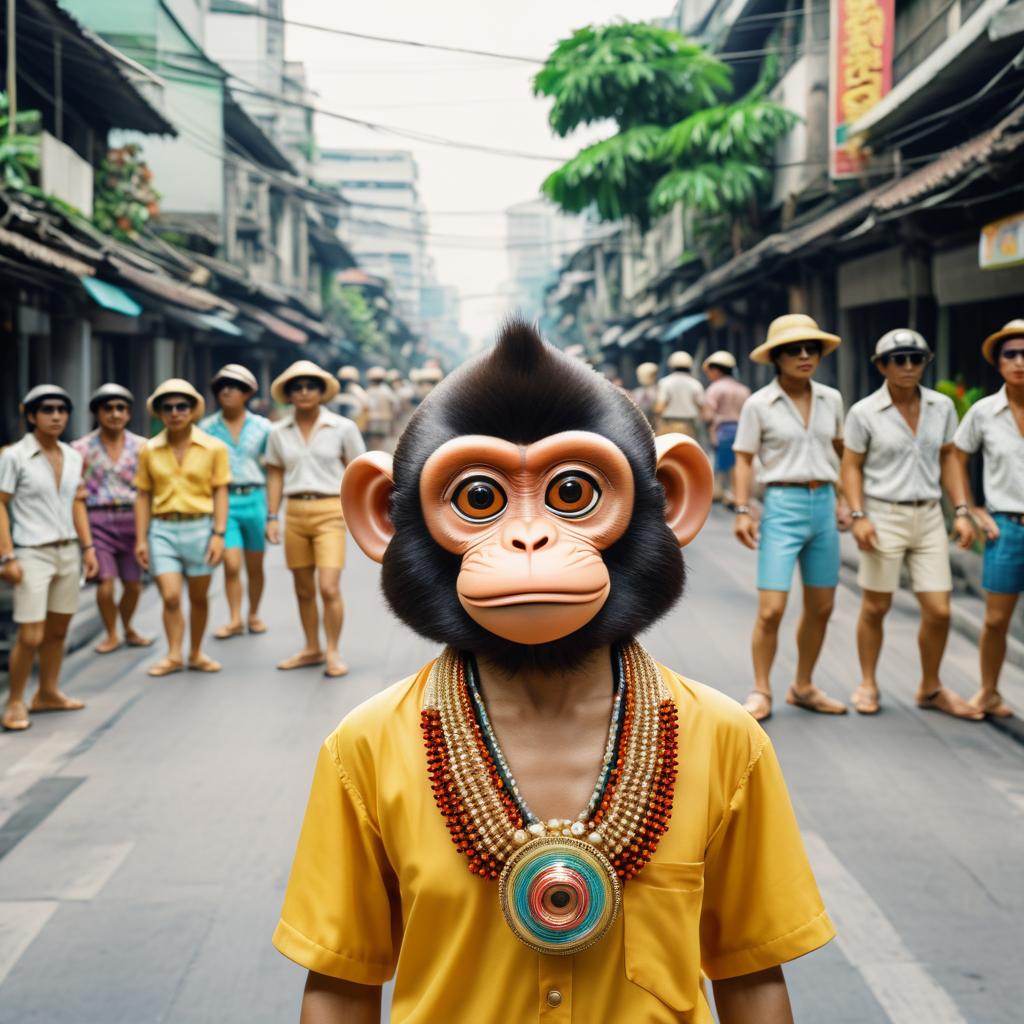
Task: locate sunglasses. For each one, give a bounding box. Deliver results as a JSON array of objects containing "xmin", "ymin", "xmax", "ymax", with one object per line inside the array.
[
  {"xmin": 100, "ymin": 402, "xmax": 130, "ymax": 413},
  {"xmin": 1000, "ymin": 347, "xmax": 1024, "ymax": 363},
  {"xmin": 160, "ymin": 401, "xmax": 193, "ymax": 414},
  {"xmin": 286, "ymin": 379, "xmax": 323, "ymax": 394},
  {"xmin": 882, "ymin": 352, "xmax": 928, "ymax": 367},
  {"xmin": 215, "ymin": 380, "xmax": 249, "ymax": 392},
  {"xmin": 778, "ymin": 342, "xmax": 822, "ymax": 358},
  {"xmin": 37, "ymin": 403, "xmax": 69, "ymax": 415}
]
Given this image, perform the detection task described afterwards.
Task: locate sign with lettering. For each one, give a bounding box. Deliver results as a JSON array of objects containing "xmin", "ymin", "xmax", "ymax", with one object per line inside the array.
[
  {"xmin": 979, "ymin": 212, "xmax": 1024, "ymax": 270},
  {"xmin": 829, "ymin": 0, "xmax": 895, "ymax": 178}
]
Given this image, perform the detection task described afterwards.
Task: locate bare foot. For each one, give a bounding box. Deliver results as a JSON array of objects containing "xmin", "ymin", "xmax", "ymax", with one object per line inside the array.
[
  {"xmin": 323, "ymin": 657, "xmax": 349, "ymax": 679},
  {"xmin": 277, "ymin": 650, "xmax": 325, "ymax": 671},
  {"xmin": 742, "ymin": 690, "xmax": 772, "ymax": 722},
  {"xmin": 95, "ymin": 635, "xmax": 122, "ymax": 654},
  {"xmin": 967, "ymin": 690, "xmax": 1012, "ymax": 718},
  {"xmin": 786, "ymin": 685, "xmax": 848, "ymax": 715},
  {"xmin": 2, "ymin": 700, "xmax": 31, "ymax": 731},
  {"xmin": 147, "ymin": 657, "xmax": 184, "ymax": 678},
  {"xmin": 214, "ymin": 623, "xmax": 245, "ymax": 640},
  {"xmin": 850, "ymin": 685, "xmax": 881, "ymax": 715},
  {"xmin": 188, "ymin": 653, "xmax": 222, "ymax": 673},
  {"xmin": 125, "ymin": 631, "xmax": 154, "ymax": 648},
  {"xmin": 247, "ymin": 617, "xmax": 268, "ymax": 634},
  {"xmin": 917, "ymin": 687, "xmax": 985, "ymax": 721},
  {"xmin": 30, "ymin": 692, "xmax": 85, "ymax": 713}
]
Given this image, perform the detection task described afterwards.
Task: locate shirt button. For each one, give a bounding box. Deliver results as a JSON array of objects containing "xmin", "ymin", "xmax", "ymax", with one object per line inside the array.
[{"xmin": 546, "ymin": 990, "xmax": 562, "ymax": 1007}]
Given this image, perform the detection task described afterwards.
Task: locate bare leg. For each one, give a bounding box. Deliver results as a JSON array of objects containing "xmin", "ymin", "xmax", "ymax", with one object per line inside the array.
[
  {"xmin": 751, "ymin": 590, "xmax": 787, "ymax": 694},
  {"xmin": 120, "ymin": 581, "xmax": 151, "ymax": 645},
  {"xmin": 33, "ymin": 612, "xmax": 81, "ymax": 709},
  {"xmin": 319, "ymin": 567, "xmax": 347, "ymax": 677},
  {"xmin": 854, "ymin": 589, "xmax": 892, "ymax": 705},
  {"xmin": 244, "ymin": 549, "xmax": 266, "ymax": 631},
  {"xmin": 2, "ymin": 622, "xmax": 44, "ymax": 729},
  {"xmin": 150, "ymin": 572, "xmax": 186, "ymax": 675},
  {"xmin": 186, "ymin": 574, "xmax": 218, "ymax": 670},
  {"xmin": 216, "ymin": 548, "xmax": 245, "ymax": 637},
  {"xmin": 973, "ymin": 592, "xmax": 1019, "ymax": 715},
  {"xmin": 787, "ymin": 585, "xmax": 846, "ymax": 713},
  {"xmin": 914, "ymin": 591, "xmax": 981, "ymax": 719},
  {"xmin": 278, "ymin": 567, "xmax": 324, "ymax": 669},
  {"xmin": 95, "ymin": 578, "xmax": 121, "ymax": 652}
]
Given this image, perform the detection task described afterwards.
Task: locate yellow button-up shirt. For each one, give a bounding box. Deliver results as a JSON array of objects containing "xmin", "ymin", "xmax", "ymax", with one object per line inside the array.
[
  {"xmin": 273, "ymin": 662, "xmax": 834, "ymax": 1022},
  {"xmin": 134, "ymin": 428, "xmax": 231, "ymax": 516}
]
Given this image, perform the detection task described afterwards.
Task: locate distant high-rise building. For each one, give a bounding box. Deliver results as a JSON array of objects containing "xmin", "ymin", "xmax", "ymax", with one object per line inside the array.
[{"xmin": 505, "ymin": 199, "xmax": 583, "ymax": 320}]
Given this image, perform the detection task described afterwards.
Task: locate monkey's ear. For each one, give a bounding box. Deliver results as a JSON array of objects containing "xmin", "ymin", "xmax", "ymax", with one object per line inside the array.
[
  {"xmin": 341, "ymin": 452, "xmax": 395, "ymax": 563},
  {"xmin": 654, "ymin": 434, "xmax": 713, "ymax": 547}
]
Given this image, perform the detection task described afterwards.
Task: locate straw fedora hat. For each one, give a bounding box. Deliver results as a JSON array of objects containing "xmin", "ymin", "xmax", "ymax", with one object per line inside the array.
[
  {"xmin": 749, "ymin": 314, "xmax": 841, "ymax": 365},
  {"xmin": 702, "ymin": 350, "xmax": 737, "ymax": 372},
  {"xmin": 212, "ymin": 363, "xmax": 258, "ymax": 392},
  {"xmin": 147, "ymin": 379, "xmax": 205, "ymax": 420},
  {"xmin": 271, "ymin": 360, "xmax": 340, "ymax": 404},
  {"xmin": 982, "ymin": 320, "xmax": 1024, "ymax": 365}
]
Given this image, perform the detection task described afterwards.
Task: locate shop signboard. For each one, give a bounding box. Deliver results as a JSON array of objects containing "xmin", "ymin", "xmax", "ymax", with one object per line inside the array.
[{"xmin": 979, "ymin": 212, "xmax": 1024, "ymax": 270}]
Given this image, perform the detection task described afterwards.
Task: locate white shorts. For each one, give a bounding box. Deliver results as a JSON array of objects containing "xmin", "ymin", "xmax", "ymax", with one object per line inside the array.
[
  {"xmin": 857, "ymin": 499, "xmax": 953, "ymax": 594},
  {"xmin": 12, "ymin": 543, "xmax": 82, "ymax": 622}
]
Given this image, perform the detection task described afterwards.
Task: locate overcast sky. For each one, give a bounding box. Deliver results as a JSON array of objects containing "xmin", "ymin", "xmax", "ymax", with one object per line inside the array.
[{"xmin": 284, "ymin": 1, "xmax": 670, "ymax": 346}]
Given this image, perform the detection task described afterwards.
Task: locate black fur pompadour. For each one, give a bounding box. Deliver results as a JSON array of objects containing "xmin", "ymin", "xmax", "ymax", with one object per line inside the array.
[{"xmin": 382, "ymin": 319, "xmax": 685, "ymax": 672}]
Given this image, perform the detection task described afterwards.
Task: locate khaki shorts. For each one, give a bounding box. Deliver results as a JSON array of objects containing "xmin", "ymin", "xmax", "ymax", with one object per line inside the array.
[
  {"xmin": 12, "ymin": 543, "xmax": 82, "ymax": 622},
  {"xmin": 284, "ymin": 498, "xmax": 346, "ymax": 570},
  {"xmin": 657, "ymin": 417, "xmax": 698, "ymax": 438},
  {"xmin": 858, "ymin": 499, "xmax": 953, "ymax": 594}
]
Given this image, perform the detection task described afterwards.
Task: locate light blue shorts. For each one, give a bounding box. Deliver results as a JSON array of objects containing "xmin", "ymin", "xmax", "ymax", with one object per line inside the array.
[
  {"xmin": 982, "ymin": 514, "xmax": 1024, "ymax": 594},
  {"xmin": 149, "ymin": 516, "xmax": 214, "ymax": 578},
  {"xmin": 225, "ymin": 488, "xmax": 267, "ymax": 552},
  {"xmin": 757, "ymin": 484, "xmax": 840, "ymax": 592}
]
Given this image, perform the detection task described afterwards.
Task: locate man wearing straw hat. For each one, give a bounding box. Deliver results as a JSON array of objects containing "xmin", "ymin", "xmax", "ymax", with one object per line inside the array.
[
  {"xmin": 364, "ymin": 366, "xmax": 397, "ymax": 451},
  {"xmin": 201, "ymin": 364, "xmax": 272, "ymax": 640},
  {"xmin": 654, "ymin": 350, "xmax": 704, "ymax": 437},
  {"xmin": 953, "ymin": 320, "xmax": 1024, "ymax": 718},
  {"xmin": 841, "ymin": 330, "xmax": 981, "ymax": 720},
  {"xmin": 732, "ymin": 314, "xmax": 850, "ymax": 721},
  {"xmin": 266, "ymin": 361, "xmax": 365, "ymax": 678},
  {"xmin": 134, "ymin": 379, "xmax": 231, "ymax": 677},
  {"xmin": 631, "ymin": 362, "xmax": 659, "ymax": 427},
  {"xmin": 702, "ymin": 350, "xmax": 750, "ymax": 505}
]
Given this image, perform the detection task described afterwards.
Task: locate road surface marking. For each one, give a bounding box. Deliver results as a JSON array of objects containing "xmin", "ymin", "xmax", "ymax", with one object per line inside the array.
[{"xmin": 0, "ymin": 901, "xmax": 58, "ymax": 985}]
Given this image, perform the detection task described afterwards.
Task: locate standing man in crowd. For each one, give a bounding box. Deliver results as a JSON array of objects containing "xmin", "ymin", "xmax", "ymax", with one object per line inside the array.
[
  {"xmin": 265, "ymin": 361, "xmax": 365, "ymax": 679},
  {"xmin": 733, "ymin": 314, "xmax": 850, "ymax": 721},
  {"xmin": 841, "ymin": 330, "xmax": 980, "ymax": 719},
  {"xmin": 702, "ymin": 350, "xmax": 750, "ymax": 505},
  {"xmin": 0, "ymin": 386, "xmax": 98, "ymax": 731},
  {"xmin": 655, "ymin": 350, "xmax": 704, "ymax": 437},
  {"xmin": 200, "ymin": 364, "xmax": 272, "ymax": 639},
  {"xmin": 954, "ymin": 320, "xmax": 1024, "ymax": 718},
  {"xmin": 334, "ymin": 366, "xmax": 368, "ymax": 432},
  {"xmin": 632, "ymin": 361, "xmax": 659, "ymax": 427},
  {"xmin": 134, "ymin": 379, "xmax": 230, "ymax": 677},
  {"xmin": 364, "ymin": 366, "xmax": 396, "ymax": 451},
  {"xmin": 72, "ymin": 384, "xmax": 150, "ymax": 654}
]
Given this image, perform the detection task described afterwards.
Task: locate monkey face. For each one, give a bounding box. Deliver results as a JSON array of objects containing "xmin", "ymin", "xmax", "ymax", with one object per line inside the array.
[{"xmin": 418, "ymin": 431, "xmax": 635, "ymax": 644}]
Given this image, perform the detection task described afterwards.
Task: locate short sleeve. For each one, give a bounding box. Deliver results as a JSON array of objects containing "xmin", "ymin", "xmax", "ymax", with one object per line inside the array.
[
  {"xmin": 0, "ymin": 448, "xmax": 18, "ymax": 494},
  {"xmin": 700, "ymin": 736, "xmax": 834, "ymax": 980},
  {"xmin": 265, "ymin": 429, "xmax": 284, "ymax": 468},
  {"xmin": 343, "ymin": 423, "xmax": 367, "ymax": 464},
  {"xmin": 273, "ymin": 740, "xmax": 397, "ymax": 984},
  {"xmin": 832, "ymin": 393, "xmax": 845, "ymax": 439},
  {"xmin": 953, "ymin": 406, "xmax": 980, "ymax": 454},
  {"xmin": 211, "ymin": 444, "xmax": 232, "ymax": 487},
  {"xmin": 732, "ymin": 400, "xmax": 760, "ymax": 454},
  {"xmin": 843, "ymin": 405, "xmax": 868, "ymax": 453},
  {"xmin": 656, "ymin": 380, "xmax": 670, "ymax": 405},
  {"xmin": 941, "ymin": 399, "xmax": 959, "ymax": 445},
  {"xmin": 134, "ymin": 446, "xmax": 152, "ymax": 492}
]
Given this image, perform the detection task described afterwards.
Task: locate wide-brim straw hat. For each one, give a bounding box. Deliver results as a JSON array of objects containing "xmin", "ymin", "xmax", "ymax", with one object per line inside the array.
[
  {"xmin": 147, "ymin": 379, "xmax": 205, "ymax": 421},
  {"xmin": 366, "ymin": 366, "xmax": 388, "ymax": 382},
  {"xmin": 271, "ymin": 360, "xmax": 340, "ymax": 404},
  {"xmin": 636, "ymin": 361, "xmax": 659, "ymax": 384},
  {"xmin": 212, "ymin": 363, "xmax": 258, "ymax": 392},
  {"xmin": 750, "ymin": 314, "xmax": 841, "ymax": 365},
  {"xmin": 702, "ymin": 350, "xmax": 737, "ymax": 372},
  {"xmin": 667, "ymin": 350, "xmax": 693, "ymax": 370},
  {"xmin": 982, "ymin": 319, "xmax": 1024, "ymax": 364}
]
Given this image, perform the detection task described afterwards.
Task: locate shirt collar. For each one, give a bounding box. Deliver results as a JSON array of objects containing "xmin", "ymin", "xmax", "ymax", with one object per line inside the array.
[
  {"xmin": 991, "ymin": 385, "xmax": 1010, "ymax": 413},
  {"xmin": 767, "ymin": 378, "xmax": 822, "ymax": 402},
  {"xmin": 284, "ymin": 408, "xmax": 334, "ymax": 430},
  {"xmin": 151, "ymin": 427, "xmax": 217, "ymax": 449},
  {"xmin": 22, "ymin": 432, "xmax": 43, "ymax": 456}
]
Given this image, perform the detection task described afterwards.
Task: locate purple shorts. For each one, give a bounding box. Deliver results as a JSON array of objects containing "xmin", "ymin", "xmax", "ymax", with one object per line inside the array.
[{"xmin": 89, "ymin": 507, "xmax": 142, "ymax": 583}]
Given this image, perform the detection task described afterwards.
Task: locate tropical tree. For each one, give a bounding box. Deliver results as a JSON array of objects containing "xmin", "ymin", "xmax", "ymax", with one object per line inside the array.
[
  {"xmin": 0, "ymin": 93, "xmax": 41, "ymax": 191},
  {"xmin": 327, "ymin": 284, "xmax": 388, "ymax": 359},
  {"xmin": 534, "ymin": 23, "xmax": 798, "ymax": 254}
]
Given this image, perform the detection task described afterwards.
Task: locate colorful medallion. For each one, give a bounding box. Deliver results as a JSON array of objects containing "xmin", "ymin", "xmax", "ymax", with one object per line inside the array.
[{"xmin": 498, "ymin": 836, "xmax": 622, "ymax": 955}]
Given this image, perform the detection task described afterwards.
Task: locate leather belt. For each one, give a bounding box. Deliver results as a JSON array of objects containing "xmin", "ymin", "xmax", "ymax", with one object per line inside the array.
[
  {"xmin": 766, "ymin": 481, "xmax": 832, "ymax": 491},
  {"xmin": 154, "ymin": 512, "xmax": 209, "ymax": 522},
  {"xmin": 288, "ymin": 492, "xmax": 335, "ymax": 501},
  {"xmin": 229, "ymin": 484, "xmax": 263, "ymax": 495},
  {"xmin": 89, "ymin": 503, "xmax": 133, "ymax": 511},
  {"xmin": 866, "ymin": 497, "xmax": 936, "ymax": 507},
  {"xmin": 21, "ymin": 538, "xmax": 77, "ymax": 549}
]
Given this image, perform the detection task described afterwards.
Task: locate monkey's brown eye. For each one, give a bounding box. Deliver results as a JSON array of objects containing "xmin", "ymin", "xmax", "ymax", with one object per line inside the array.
[
  {"xmin": 546, "ymin": 471, "xmax": 600, "ymax": 518},
  {"xmin": 453, "ymin": 477, "xmax": 507, "ymax": 522}
]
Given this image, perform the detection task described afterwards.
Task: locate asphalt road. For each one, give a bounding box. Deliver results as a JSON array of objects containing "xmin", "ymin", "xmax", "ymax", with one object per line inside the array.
[{"xmin": 0, "ymin": 506, "xmax": 1021, "ymax": 1023}]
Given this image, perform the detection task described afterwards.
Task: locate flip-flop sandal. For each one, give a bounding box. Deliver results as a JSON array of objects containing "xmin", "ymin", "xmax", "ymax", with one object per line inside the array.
[
  {"xmin": 247, "ymin": 620, "xmax": 268, "ymax": 634},
  {"xmin": 323, "ymin": 662, "xmax": 349, "ymax": 679},
  {"xmin": 850, "ymin": 686, "xmax": 881, "ymax": 715},
  {"xmin": 917, "ymin": 688, "xmax": 984, "ymax": 721},
  {"xmin": 126, "ymin": 635, "xmax": 155, "ymax": 648},
  {"xmin": 147, "ymin": 659, "xmax": 184, "ymax": 678},
  {"xmin": 94, "ymin": 639, "xmax": 123, "ymax": 654},
  {"xmin": 188, "ymin": 657, "xmax": 222, "ymax": 673},
  {"xmin": 277, "ymin": 653, "xmax": 326, "ymax": 671},
  {"xmin": 2, "ymin": 706, "xmax": 32, "ymax": 731},
  {"xmin": 29, "ymin": 698, "xmax": 85, "ymax": 714},
  {"xmin": 970, "ymin": 694, "xmax": 1013, "ymax": 718},
  {"xmin": 786, "ymin": 686, "xmax": 848, "ymax": 715},
  {"xmin": 742, "ymin": 690, "xmax": 772, "ymax": 722},
  {"xmin": 214, "ymin": 625, "xmax": 245, "ymax": 640}
]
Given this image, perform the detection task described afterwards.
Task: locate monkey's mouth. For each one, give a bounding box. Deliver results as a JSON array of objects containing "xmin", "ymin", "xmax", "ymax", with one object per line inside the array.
[{"xmin": 461, "ymin": 587, "xmax": 608, "ymax": 608}]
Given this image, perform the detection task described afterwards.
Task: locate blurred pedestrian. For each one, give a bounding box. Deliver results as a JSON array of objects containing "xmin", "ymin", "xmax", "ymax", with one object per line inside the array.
[
  {"xmin": 655, "ymin": 350, "xmax": 704, "ymax": 437},
  {"xmin": 364, "ymin": 366, "xmax": 396, "ymax": 451},
  {"xmin": 702, "ymin": 350, "xmax": 750, "ymax": 505},
  {"xmin": 841, "ymin": 330, "xmax": 980, "ymax": 720},
  {"xmin": 0, "ymin": 386, "xmax": 98, "ymax": 731},
  {"xmin": 732, "ymin": 314, "xmax": 850, "ymax": 721},
  {"xmin": 72, "ymin": 384, "xmax": 151, "ymax": 654},
  {"xmin": 265, "ymin": 361, "xmax": 365, "ymax": 678},
  {"xmin": 632, "ymin": 361, "xmax": 659, "ymax": 426},
  {"xmin": 334, "ymin": 366, "xmax": 369, "ymax": 431},
  {"xmin": 134, "ymin": 380, "xmax": 230, "ymax": 677},
  {"xmin": 953, "ymin": 320, "xmax": 1024, "ymax": 718},
  {"xmin": 201, "ymin": 364, "xmax": 272, "ymax": 639}
]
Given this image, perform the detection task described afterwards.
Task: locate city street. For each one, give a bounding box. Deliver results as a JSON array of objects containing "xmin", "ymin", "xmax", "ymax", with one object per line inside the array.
[{"xmin": 0, "ymin": 508, "xmax": 1020, "ymax": 1023}]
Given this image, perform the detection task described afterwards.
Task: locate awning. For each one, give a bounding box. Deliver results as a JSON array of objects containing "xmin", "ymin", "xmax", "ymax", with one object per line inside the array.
[
  {"xmin": 600, "ymin": 324, "xmax": 625, "ymax": 348},
  {"xmin": 80, "ymin": 276, "xmax": 142, "ymax": 317},
  {"xmin": 663, "ymin": 312, "xmax": 708, "ymax": 341},
  {"xmin": 235, "ymin": 300, "xmax": 308, "ymax": 345},
  {"xmin": 618, "ymin": 317, "xmax": 656, "ymax": 348},
  {"xmin": 0, "ymin": 226, "xmax": 94, "ymax": 277},
  {"xmin": 159, "ymin": 305, "xmax": 244, "ymax": 336}
]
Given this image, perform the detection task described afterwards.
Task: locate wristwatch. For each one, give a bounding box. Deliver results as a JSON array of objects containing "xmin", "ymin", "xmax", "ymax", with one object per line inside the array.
[
  {"xmin": 0, "ymin": 552, "xmax": 15, "ymax": 565},
  {"xmin": 849, "ymin": 510, "xmax": 867, "ymax": 520},
  {"xmin": 267, "ymin": 513, "xmax": 279, "ymax": 521},
  {"xmin": 733, "ymin": 505, "xmax": 751, "ymax": 516},
  {"xmin": 212, "ymin": 529, "xmax": 226, "ymax": 538},
  {"xmin": 953, "ymin": 505, "xmax": 971, "ymax": 518}
]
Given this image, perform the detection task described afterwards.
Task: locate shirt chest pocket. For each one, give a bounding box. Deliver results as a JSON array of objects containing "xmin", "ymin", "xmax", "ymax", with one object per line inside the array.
[{"xmin": 623, "ymin": 860, "xmax": 705, "ymax": 1013}]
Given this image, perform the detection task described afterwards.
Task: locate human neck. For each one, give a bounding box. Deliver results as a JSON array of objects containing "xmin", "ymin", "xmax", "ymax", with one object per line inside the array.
[
  {"xmin": 886, "ymin": 380, "xmax": 920, "ymax": 403},
  {"xmin": 476, "ymin": 645, "xmax": 613, "ymax": 715},
  {"xmin": 221, "ymin": 405, "xmax": 246, "ymax": 424},
  {"xmin": 1005, "ymin": 382, "xmax": 1024, "ymax": 404},
  {"xmin": 33, "ymin": 429, "xmax": 59, "ymax": 450},
  {"xmin": 99, "ymin": 425, "xmax": 123, "ymax": 443},
  {"xmin": 294, "ymin": 404, "xmax": 320, "ymax": 425},
  {"xmin": 167, "ymin": 424, "xmax": 192, "ymax": 444},
  {"xmin": 778, "ymin": 372, "xmax": 811, "ymax": 396}
]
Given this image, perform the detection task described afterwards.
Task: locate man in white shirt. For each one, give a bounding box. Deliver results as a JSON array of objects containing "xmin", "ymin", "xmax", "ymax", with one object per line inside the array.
[
  {"xmin": 0, "ymin": 386, "xmax": 99, "ymax": 731},
  {"xmin": 841, "ymin": 330, "xmax": 979, "ymax": 720},
  {"xmin": 655, "ymin": 351, "xmax": 704, "ymax": 437},
  {"xmin": 266, "ymin": 361, "xmax": 366, "ymax": 678}
]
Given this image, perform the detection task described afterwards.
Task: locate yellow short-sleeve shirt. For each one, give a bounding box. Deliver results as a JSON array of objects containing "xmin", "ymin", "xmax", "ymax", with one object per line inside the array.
[
  {"xmin": 273, "ymin": 662, "xmax": 835, "ymax": 1022},
  {"xmin": 134, "ymin": 427, "xmax": 231, "ymax": 516}
]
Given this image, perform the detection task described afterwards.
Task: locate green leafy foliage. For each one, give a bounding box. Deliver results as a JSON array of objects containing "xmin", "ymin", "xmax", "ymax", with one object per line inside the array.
[
  {"xmin": 0, "ymin": 94, "xmax": 42, "ymax": 191},
  {"xmin": 327, "ymin": 285, "xmax": 388, "ymax": 358},
  {"xmin": 93, "ymin": 145, "xmax": 161, "ymax": 240},
  {"xmin": 936, "ymin": 378, "xmax": 985, "ymax": 421}
]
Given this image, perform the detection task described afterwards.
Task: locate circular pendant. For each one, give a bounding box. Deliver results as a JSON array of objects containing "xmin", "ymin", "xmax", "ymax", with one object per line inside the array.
[{"xmin": 498, "ymin": 836, "xmax": 622, "ymax": 956}]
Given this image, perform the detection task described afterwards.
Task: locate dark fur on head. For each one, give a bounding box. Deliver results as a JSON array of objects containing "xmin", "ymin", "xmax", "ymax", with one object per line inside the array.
[{"xmin": 382, "ymin": 319, "xmax": 685, "ymax": 672}]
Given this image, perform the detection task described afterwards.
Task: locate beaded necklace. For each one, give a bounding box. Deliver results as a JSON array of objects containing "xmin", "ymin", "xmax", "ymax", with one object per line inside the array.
[{"xmin": 421, "ymin": 640, "xmax": 679, "ymax": 955}]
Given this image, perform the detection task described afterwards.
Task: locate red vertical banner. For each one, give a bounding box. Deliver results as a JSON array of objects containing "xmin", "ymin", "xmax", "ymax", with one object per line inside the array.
[{"xmin": 829, "ymin": 0, "xmax": 895, "ymax": 179}]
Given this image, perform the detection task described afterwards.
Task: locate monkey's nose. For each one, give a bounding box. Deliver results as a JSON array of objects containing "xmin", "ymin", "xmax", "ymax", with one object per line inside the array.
[{"xmin": 502, "ymin": 519, "xmax": 554, "ymax": 554}]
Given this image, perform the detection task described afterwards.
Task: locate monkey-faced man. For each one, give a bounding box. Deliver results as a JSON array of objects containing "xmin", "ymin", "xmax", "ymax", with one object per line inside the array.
[{"xmin": 273, "ymin": 322, "xmax": 834, "ymax": 1024}]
